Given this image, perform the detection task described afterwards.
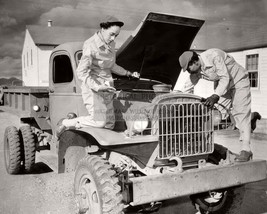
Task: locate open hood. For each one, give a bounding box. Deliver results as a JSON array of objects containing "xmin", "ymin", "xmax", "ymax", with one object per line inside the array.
[{"xmin": 116, "ymin": 12, "xmax": 204, "ymax": 88}]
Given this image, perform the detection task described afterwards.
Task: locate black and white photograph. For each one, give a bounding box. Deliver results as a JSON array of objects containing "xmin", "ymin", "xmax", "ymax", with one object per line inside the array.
[{"xmin": 0, "ymin": 0, "xmax": 267, "ymax": 213}]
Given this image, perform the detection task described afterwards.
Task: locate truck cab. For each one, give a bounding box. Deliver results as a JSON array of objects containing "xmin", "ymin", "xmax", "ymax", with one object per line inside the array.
[{"xmin": 48, "ymin": 42, "xmax": 84, "ymax": 132}]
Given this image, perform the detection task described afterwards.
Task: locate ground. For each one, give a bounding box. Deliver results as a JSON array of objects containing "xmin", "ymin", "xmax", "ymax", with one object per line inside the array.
[{"xmin": 0, "ymin": 110, "xmax": 267, "ymax": 214}]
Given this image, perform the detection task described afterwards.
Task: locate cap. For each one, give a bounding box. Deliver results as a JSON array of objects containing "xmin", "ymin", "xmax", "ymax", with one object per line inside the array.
[
  {"xmin": 179, "ymin": 51, "xmax": 193, "ymax": 72},
  {"xmin": 101, "ymin": 15, "xmax": 124, "ymax": 27}
]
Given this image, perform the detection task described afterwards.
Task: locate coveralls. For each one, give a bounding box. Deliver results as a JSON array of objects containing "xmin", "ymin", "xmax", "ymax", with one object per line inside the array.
[
  {"xmin": 67, "ymin": 32, "xmax": 128, "ymax": 129},
  {"xmin": 182, "ymin": 48, "xmax": 251, "ymax": 149}
]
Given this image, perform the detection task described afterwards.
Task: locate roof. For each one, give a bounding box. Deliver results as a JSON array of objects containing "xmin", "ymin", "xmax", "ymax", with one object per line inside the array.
[
  {"xmin": 192, "ymin": 24, "xmax": 267, "ymax": 52},
  {"xmin": 26, "ymin": 25, "xmax": 131, "ymax": 49},
  {"xmin": 52, "ymin": 42, "xmax": 83, "ymax": 55},
  {"xmin": 27, "ymin": 22, "xmax": 267, "ymax": 54}
]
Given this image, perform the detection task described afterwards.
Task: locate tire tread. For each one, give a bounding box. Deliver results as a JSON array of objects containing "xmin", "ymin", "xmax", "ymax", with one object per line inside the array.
[
  {"xmin": 75, "ymin": 155, "xmax": 124, "ymax": 214},
  {"xmin": 4, "ymin": 126, "xmax": 23, "ymax": 174},
  {"xmin": 20, "ymin": 125, "xmax": 36, "ymax": 173}
]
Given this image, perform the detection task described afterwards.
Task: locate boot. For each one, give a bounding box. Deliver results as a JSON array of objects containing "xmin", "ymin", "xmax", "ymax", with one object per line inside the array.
[
  {"xmin": 56, "ymin": 112, "xmax": 78, "ymax": 138},
  {"xmin": 235, "ymin": 150, "xmax": 253, "ymax": 162}
]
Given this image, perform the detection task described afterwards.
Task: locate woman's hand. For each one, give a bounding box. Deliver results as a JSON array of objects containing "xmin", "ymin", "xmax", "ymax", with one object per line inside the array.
[
  {"xmin": 127, "ymin": 71, "xmax": 140, "ymax": 79},
  {"xmin": 131, "ymin": 71, "xmax": 140, "ymax": 79}
]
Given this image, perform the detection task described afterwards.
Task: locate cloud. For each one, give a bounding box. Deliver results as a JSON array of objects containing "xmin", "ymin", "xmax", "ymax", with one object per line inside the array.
[
  {"xmin": 0, "ymin": 10, "xmax": 17, "ymax": 28},
  {"xmin": 0, "ymin": 56, "xmax": 21, "ymax": 78},
  {"xmin": 37, "ymin": 0, "xmax": 208, "ymax": 31},
  {"xmin": 0, "ymin": 32, "xmax": 24, "ymax": 58},
  {"xmin": 38, "ymin": 3, "xmax": 144, "ymax": 30},
  {"xmin": 38, "ymin": 5, "xmax": 100, "ymax": 28}
]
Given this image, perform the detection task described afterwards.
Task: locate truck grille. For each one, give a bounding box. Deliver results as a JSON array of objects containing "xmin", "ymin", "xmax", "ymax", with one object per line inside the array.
[{"xmin": 157, "ymin": 102, "xmax": 213, "ymax": 158}]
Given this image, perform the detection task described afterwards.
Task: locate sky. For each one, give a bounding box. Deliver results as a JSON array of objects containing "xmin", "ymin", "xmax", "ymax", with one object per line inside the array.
[{"xmin": 0, "ymin": 0, "xmax": 267, "ymax": 79}]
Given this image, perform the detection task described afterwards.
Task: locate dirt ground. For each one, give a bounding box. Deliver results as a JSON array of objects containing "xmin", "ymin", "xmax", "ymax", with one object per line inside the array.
[
  {"xmin": 0, "ymin": 110, "xmax": 267, "ymax": 214},
  {"xmin": 0, "ymin": 110, "xmax": 77, "ymax": 214}
]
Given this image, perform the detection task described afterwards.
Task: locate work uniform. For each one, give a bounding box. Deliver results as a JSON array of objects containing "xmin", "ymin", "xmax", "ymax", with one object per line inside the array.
[
  {"xmin": 182, "ymin": 48, "xmax": 251, "ymax": 146},
  {"xmin": 70, "ymin": 32, "xmax": 128, "ymax": 129}
]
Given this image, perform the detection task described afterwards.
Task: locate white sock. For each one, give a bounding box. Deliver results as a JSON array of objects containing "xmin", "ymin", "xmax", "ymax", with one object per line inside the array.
[{"xmin": 62, "ymin": 118, "xmax": 78, "ymax": 128}]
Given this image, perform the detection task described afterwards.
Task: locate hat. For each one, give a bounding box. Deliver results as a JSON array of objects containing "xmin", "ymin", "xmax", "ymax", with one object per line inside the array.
[
  {"xmin": 101, "ymin": 15, "xmax": 124, "ymax": 27},
  {"xmin": 179, "ymin": 51, "xmax": 193, "ymax": 72}
]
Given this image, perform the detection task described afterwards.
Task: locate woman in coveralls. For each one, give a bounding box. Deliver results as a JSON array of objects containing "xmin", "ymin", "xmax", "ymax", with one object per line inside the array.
[
  {"xmin": 59, "ymin": 16, "xmax": 139, "ymax": 132},
  {"xmin": 179, "ymin": 48, "xmax": 252, "ymax": 162}
]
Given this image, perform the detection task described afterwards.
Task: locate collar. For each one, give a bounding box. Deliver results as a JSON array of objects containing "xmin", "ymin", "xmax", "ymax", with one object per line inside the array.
[
  {"xmin": 200, "ymin": 52, "xmax": 213, "ymax": 69},
  {"xmin": 95, "ymin": 31, "xmax": 115, "ymax": 50},
  {"xmin": 94, "ymin": 31, "xmax": 106, "ymax": 48}
]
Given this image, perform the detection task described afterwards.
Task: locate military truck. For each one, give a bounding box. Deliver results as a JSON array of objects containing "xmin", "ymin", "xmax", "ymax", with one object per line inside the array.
[{"xmin": 1, "ymin": 12, "xmax": 266, "ymax": 214}]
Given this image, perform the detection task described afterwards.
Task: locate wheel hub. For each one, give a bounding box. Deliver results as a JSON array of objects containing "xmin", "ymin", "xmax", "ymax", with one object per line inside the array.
[
  {"xmin": 76, "ymin": 179, "xmax": 100, "ymax": 214},
  {"xmin": 204, "ymin": 191, "xmax": 224, "ymax": 203},
  {"xmin": 77, "ymin": 187, "xmax": 90, "ymax": 213}
]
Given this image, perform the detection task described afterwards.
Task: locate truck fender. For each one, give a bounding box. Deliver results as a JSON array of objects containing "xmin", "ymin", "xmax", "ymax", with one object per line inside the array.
[
  {"xmin": 20, "ymin": 117, "xmax": 40, "ymax": 129},
  {"xmin": 75, "ymin": 126, "xmax": 158, "ymax": 146},
  {"xmin": 58, "ymin": 129, "xmax": 98, "ymax": 173}
]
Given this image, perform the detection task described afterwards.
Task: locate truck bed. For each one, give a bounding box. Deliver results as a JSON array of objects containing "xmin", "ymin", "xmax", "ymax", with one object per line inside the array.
[{"xmin": 0, "ymin": 86, "xmax": 50, "ymax": 130}]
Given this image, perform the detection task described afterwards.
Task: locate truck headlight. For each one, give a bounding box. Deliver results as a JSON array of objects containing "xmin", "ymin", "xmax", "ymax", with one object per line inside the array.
[
  {"xmin": 132, "ymin": 113, "xmax": 149, "ymax": 133},
  {"xmin": 213, "ymin": 109, "xmax": 222, "ymax": 125},
  {"xmin": 33, "ymin": 105, "xmax": 40, "ymax": 112}
]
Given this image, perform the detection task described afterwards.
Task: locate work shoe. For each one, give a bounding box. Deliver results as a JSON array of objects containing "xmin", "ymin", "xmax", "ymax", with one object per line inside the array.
[
  {"xmin": 67, "ymin": 112, "xmax": 77, "ymax": 119},
  {"xmin": 55, "ymin": 113, "xmax": 78, "ymax": 139},
  {"xmin": 55, "ymin": 118, "xmax": 67, "ymax": 139},
  {"xmin": 235, "ymin": 150, "xmax": 253, "ymax": 162},
  {"xmin": 251, "ymin": 112, "xmax": 261, "ymax": 133}
]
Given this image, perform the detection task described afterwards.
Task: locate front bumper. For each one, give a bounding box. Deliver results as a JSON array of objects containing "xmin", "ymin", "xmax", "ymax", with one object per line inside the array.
[{"xmin": 130, "ymin": 159, "xmax": 267, "ymax": 206}]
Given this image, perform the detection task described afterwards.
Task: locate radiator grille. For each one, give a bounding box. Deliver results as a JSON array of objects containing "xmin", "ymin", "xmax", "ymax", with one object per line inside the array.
[{"xmin": 157, "ymin": 102, "xmax": 213, "ymax": 158}]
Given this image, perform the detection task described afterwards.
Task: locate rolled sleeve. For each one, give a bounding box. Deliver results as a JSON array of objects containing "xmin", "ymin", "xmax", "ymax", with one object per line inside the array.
[{"xmin": 111, "ymin": 63, "xmax": 128, "ymax": 76}]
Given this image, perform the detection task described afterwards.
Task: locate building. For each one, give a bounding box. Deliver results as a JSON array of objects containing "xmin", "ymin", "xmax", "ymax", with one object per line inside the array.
[{"xmin": 21, "ymin": 21, "xmax": 130, "ymax": 86}]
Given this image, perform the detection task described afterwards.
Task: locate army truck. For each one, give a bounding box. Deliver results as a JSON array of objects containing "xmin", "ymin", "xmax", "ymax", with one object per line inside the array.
[{"xmin": 1, "ymin": 12, "xmax": 266, "ymax": 214}]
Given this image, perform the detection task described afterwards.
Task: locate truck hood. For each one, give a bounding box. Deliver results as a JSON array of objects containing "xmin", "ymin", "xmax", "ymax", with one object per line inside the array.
[{"xmin": 116, "ymin": 12, "xmax": 204, "ymax": 88}]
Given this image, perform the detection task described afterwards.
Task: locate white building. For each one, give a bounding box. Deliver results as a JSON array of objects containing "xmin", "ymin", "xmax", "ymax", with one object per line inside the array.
[
  {"xmin": 21, "ymin": 21, "xmax": 130, "ymax": 86},
  {"xmin": 228, "ymin": 48, "xmax": 267, "ymax": 118}
]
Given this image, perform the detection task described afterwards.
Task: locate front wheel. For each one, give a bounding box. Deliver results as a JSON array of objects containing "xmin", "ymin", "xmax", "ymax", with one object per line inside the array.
[
  {"xmin": 74, "ymin": 155, "xmax": 124, "ymax": 214},
  {"xmin": 191, "ymin": 186, "xmax": 245, "ymax": 214}
]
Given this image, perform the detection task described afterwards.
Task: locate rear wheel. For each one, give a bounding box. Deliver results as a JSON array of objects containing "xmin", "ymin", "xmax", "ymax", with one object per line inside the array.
[
  {"xmin": 74, "ymin": 155, "xmax": 124, "ymax": 214},
  {"xmin": 4, "ymin": 126, "xmax": 23, "ymax": 174},
  {"xmin": 20, "ymin": 125, "xmax": 37, "ymax": 173}
]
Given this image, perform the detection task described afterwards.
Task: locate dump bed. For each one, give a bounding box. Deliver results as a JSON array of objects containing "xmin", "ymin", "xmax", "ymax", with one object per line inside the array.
[{"xmin": 0, "ymin": 86, "xmax": 51, "ymax": 130}]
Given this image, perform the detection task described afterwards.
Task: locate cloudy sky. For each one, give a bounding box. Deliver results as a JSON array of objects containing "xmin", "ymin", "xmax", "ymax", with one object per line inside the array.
[{"xmin": 0, "ymin": 0, "xmax": 266, "ymax": 79}]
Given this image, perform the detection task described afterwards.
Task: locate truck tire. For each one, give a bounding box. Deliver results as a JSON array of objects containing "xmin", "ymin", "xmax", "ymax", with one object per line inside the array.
[
  {"xmin": 74, "ymin": 155, "xmax": 124, "ymax": 214},
  {"xmin": 190, "ymin": 144, "xmax": 246, "ymax": 213},
  {"xmin": 4, "ymin": 126, "xmax": 23, "ymax": 174},
  {"xmin": 191, "ymin": 186, "xmax": 245, "ymax": 214},
  {"xmin": 20, "ymin": 125, "xmax": 37, "ymax": 173}
]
